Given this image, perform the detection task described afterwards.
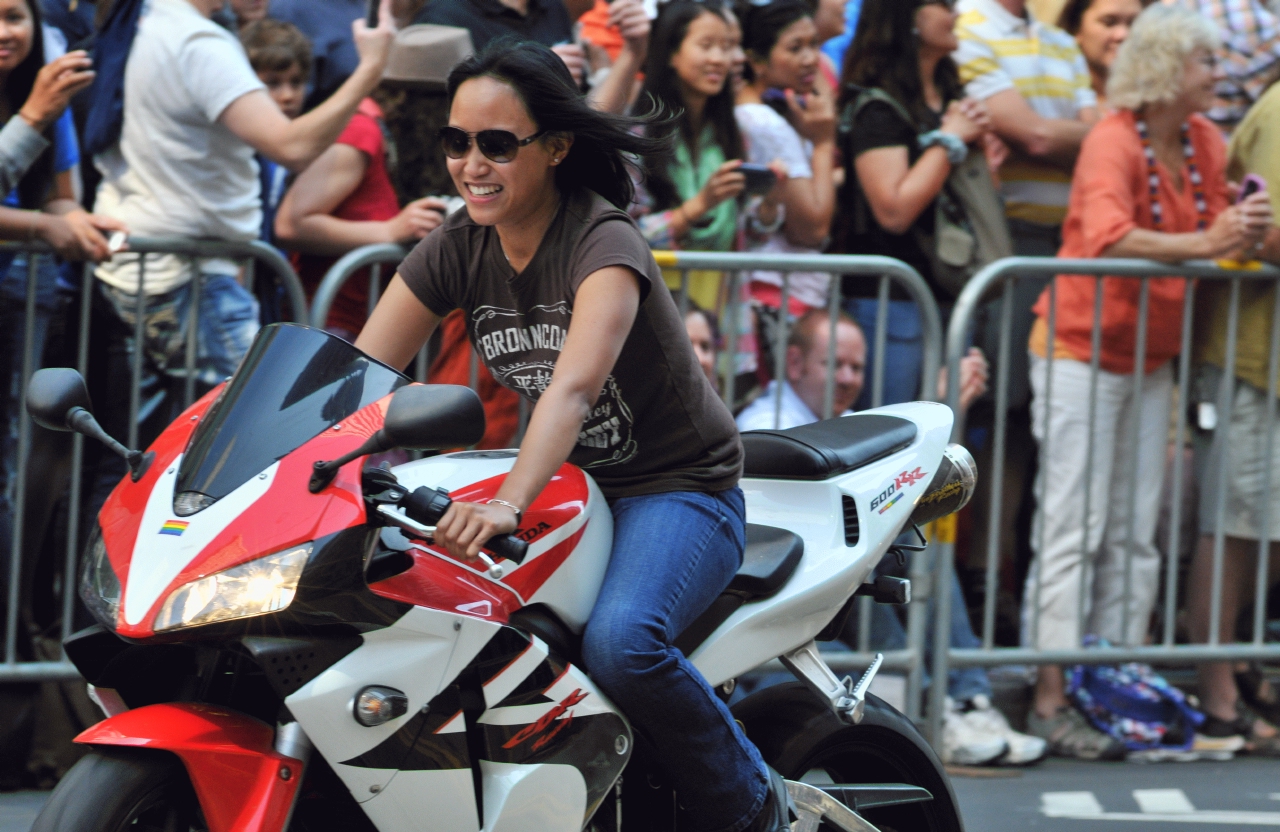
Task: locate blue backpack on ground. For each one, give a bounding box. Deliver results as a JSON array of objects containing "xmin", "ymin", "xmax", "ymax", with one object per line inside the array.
[{"xmin": 1067, "ymin": 637, "xmax": 1205, "ymax": 751}]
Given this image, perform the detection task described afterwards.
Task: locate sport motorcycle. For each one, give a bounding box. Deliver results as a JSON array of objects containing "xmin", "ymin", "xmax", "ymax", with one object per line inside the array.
[{"xmin": 26, "ymin": 323, "xmax": 975, "ymax": 832}]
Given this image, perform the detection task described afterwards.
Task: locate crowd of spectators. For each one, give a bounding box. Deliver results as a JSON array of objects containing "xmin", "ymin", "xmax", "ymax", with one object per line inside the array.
[{"xmin": 1, "ymin": 0, "xmax": 1280, "ymax": 785}]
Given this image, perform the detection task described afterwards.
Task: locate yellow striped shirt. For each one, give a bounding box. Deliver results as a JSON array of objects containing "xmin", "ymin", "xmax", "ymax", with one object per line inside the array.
[{"xmin": 954, "ymin": 0, "xmax": 1096, "ymax": 226}]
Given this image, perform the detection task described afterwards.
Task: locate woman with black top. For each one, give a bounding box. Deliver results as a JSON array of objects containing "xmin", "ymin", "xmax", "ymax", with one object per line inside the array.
[
  {"xmin": 355, "ymin": 40, "xmax": 790, "ymax": 832},
  {"xmin": 835, "ymin": 0, "xmax": 992, "ymax": 409}
]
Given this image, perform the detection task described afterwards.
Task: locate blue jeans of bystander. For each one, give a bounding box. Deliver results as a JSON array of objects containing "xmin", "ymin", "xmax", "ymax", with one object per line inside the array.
[{"xmin": 582, "ymin": 487, "xmax": 769, "ymax": 832}]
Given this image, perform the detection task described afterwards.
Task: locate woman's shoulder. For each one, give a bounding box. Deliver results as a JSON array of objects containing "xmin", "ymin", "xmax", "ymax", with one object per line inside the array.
[
  {"xmin": 735, "ymin": 102, "xmax": 789, "ymax": 132},
  {"xmin": 1079, "ymin": 109, "xmax": 1142, "ymax": 160}
]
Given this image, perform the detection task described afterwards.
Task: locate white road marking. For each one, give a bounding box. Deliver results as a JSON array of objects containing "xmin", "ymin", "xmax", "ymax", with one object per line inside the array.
[
  {"xmin": 1042, "ymin": 791, "xmax": 1280, "ymax": 825},
  {"xmin": 1043, "ymin": 793, "xmax": 1104, "ymax": 817},
  {"xmin": 1133, "ymin": 789, "xmax": 1195, "ymax": 814}
]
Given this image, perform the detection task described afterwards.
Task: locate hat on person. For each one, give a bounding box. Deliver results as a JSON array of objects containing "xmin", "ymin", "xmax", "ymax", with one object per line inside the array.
[{"xmin": 382, "ymin": 25, "xmax": 475, "ymax": 90}]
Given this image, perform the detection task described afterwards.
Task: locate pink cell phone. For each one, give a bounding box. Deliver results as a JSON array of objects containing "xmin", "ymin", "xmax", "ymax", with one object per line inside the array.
[{"xmin": 1238, "ymin": 174, "xmax": 1267, "ymax": 203}]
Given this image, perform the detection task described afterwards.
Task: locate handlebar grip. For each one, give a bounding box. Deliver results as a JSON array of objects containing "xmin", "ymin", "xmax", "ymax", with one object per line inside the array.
[{"xmin": 483, "ymin": 534, "xmax": 528, "ymax": 564}]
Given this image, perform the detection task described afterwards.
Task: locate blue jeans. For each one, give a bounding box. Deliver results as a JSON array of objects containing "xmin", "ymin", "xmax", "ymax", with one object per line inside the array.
[
  {"xmin": 845, "ymin": 298, "xmax": 924, "ymax": 410},
  {"xmin": 582, "ymin": 488, "xmax": 768, "ymax": 832},
  {"xmin": 0, "ymin": 254, "xmax": 62, "ymax": 608},
  {"xmin": 100, "ymin": 273, "xmax": 259, "ymax": 393}
]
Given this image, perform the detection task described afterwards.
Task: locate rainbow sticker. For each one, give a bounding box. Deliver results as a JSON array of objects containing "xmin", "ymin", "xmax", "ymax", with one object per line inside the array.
[{"xmin": 160, "ymin": 520, "xmax": 190, "ymax": 536}]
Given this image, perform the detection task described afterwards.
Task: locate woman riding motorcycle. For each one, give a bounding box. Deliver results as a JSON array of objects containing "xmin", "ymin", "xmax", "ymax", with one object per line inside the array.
[{"xmin": 354, "ymin": 39, "xmax": 790, "ymax": 832}]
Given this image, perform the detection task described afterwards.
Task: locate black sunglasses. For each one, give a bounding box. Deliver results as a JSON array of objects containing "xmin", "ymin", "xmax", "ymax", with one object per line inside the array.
[{"xmin": 438, "ymin": 126, "xmax": 547, "ymax": 163}]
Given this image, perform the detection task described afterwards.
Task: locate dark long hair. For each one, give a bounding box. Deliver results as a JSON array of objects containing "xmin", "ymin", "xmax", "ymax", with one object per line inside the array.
[
  {"xmin": 739, "ymin": 0, "xmax": 813, "ymax": 85},
  {"xmin": 1057, "ymin": 0, "xmax": 1096, "ymax": 34},
  {"xmin": 446, "ymin": 39, "xmax": 671, "ymax": 210},
  {"xmin": 839, "ymin": 0, "xmax": 963, "ymax": 122},
  {"xmin": 635, "ymin": 1, "xmax": 743, "ymax": 211},
  {"xmin": 7, "ymin": 0, "xmax": 53, "ymax": 208}
]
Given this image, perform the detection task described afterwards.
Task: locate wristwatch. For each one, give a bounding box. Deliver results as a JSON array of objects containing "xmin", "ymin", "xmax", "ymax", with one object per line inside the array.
[{"xmin": 918, "ymin": 130, "xmax": 969, "ymax": 166}]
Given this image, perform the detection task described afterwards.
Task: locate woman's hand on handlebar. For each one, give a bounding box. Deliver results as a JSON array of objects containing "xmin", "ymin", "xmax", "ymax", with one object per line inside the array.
[{"xmin": 436, "ymin": 500, "xmax": 519, "ymax": 562}]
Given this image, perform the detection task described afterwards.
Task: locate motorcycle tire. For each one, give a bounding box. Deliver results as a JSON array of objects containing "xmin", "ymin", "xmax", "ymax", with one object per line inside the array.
[
  {"xmin": 29, "ymin": 747, "xmax": 205, "ymax": 832},
  {"xmin": 734, "ymin": 682, "xmax": 964, "ymax": 832}
]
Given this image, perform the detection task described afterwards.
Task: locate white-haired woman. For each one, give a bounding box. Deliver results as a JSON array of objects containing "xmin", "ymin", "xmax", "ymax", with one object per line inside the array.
[{"xmin": 1023, "ymin": 4, "xmax": 1272, "ymax": 759}]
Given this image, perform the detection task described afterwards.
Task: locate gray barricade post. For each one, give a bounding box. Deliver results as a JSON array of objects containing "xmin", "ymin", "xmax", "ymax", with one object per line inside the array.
[
  {"xmin": 0, "ymin": 237, "xmax": 308, "ymax": 683},
  {"xmin": 936, "ymin": 256, "xmax": 1280, "ymax": 745},
  {"xmin": 658, "ymin": 251, "xmax": 944, "ymax": 722},
  {"xmin": 320, "ymin": 247, "xmax": 947, "ymax": 720}
]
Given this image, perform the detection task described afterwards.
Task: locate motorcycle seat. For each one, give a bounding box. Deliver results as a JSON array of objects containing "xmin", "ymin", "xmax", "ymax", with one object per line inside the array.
[
  {"xmin": 741, "ymin": 414, "xmax": 917, "ymax": 480},
  {"xmin": 672, "ymin": 524, "xmax": 803, "ymax": 656},
  {"xmin": 512, "ymin": 525, "xmax": 804, "ymax": 666}
]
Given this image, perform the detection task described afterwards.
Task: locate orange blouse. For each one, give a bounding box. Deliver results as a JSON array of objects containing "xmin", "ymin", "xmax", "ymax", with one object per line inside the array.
[{"xmin": 1032, "ymin": 109, "xmax": 1231, "ymax": 375}]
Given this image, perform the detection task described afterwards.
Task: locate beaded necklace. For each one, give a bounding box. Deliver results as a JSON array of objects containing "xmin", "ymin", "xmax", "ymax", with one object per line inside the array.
[{"xmin": 1135, "ymin": 118, "xmax": 1209, "ymax": 231}]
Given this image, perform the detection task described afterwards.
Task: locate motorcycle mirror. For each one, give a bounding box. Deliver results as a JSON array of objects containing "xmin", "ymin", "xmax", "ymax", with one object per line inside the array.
[
  {"xmin": 309, "ymin": 384, "xmax": 487, "ymax": 493},
  {"xmin": 26, "ymin": 367, "xmax": 154, "ymax": 481},
  {"xmin": 382, "ymin": 384, "xmax": 485, "ymax": 451},
  {"xmin": 26, "ymin": 367, "xmax": 92, "ymax": 431}
]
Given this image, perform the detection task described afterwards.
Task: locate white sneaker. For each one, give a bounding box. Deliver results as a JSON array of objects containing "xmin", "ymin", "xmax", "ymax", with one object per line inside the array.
[
  {"xmin": 940, "ymin": 696, "xmax": 1007, "ymax": 765},
  {"xmin": 960, "ymin": 694, "xmax": 1048, "ymax": 765}
]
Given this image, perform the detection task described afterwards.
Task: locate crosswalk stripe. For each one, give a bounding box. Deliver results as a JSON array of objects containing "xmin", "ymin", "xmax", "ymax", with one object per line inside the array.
[
  {"xmin": 1040, "ymin": 791, "xmax": 1280, "ymax": 824},
  {"xmin": 1134, "ymin": 789, "xmax": 1196, "ymax": 814},
  {"xmin": 1042, "ymin": 792, "xmax": 1104, "ymax": 817}
]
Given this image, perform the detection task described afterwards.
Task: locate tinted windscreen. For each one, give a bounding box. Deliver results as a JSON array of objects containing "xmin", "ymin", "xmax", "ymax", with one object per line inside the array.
[{"xmin": 176, "ymin": 324, "xmax": 408, "ymax": 500}]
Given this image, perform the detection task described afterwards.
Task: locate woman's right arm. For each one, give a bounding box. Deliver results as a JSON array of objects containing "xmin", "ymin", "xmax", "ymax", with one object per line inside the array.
[
  {"xmin": 354, "ymin": 275, "xmax": 444, "ymax": 370},
  {"xmin": 779, "ymin": 85, "xmax": 837, "ymax": 248},
  {"xmin": 854, "ymin": 101, "xmax": 984, "ymax": 235},
  {"xmin": 1102, "ymin": 192, "xmax": 1273, "ymax": 262}
]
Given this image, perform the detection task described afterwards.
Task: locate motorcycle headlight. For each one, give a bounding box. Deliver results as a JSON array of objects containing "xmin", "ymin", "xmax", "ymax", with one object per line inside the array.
[
  {"xmin": 154, "ymin": 544, "xmax": 312, "ymax": 632},
  {"xmin": 79, "ymin": 528, "xmax": 121, "ymax": 629}
]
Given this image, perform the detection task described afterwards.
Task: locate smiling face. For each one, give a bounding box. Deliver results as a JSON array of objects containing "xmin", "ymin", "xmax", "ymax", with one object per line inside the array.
[
  {"xmin": 787, "ymin": 319, "xmax": 866, "ymax": 417},
  {"xmin": 0, "ymin": 0, "xmax": 33, "ymax": 77},
  {"xmin": 446, "ymin": 75, "xmax": 571, "ymax": 228},
  {"xmin": 724, "ymin": 9, "xmax": 746, "ymax": 94},
  {"xmin": 670, "ymin": 11, "xmax": 732, "ymax": 103},
  {"xmin": 1179, "ymin": 47, "xmax": 1223, "ymax": 114},
  {"xmin": 752, "ymin": 15, "xmax": 820, "ymax": 94},
  {"xmin": 684, "ymin": 309, "xmax": 718, "ymax": 388},
  {"xmin": 1075, "ymin": 0, "xmax": 1140, "ymax": 77}
]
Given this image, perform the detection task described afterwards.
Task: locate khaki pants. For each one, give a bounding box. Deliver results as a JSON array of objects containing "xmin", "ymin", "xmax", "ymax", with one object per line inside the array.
[{"xmin": 1024, "ymin": 353, "xmax": 1173, "ymax": 649}]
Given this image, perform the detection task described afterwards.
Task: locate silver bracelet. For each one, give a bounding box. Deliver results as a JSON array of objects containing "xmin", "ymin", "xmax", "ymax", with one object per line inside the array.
[
  {"xmin": 487, "ymin": 498, "xmax": 523, "ymax": 525},
  {"xmin": 749, "ymin": 200, "xmax": 785, "ymax": 235}
]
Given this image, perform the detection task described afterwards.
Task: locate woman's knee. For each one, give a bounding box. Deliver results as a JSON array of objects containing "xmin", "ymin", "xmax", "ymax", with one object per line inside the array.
[{"xmin": 581, "ymin": 618, "xmax": 667, "ymax": 692}]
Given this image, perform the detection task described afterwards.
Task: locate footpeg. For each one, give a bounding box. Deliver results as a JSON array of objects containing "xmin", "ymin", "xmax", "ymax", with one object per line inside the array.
[
  {"xmin": 779, "ymin": 642, "xmax": 882, "ymax": 725},
  {"xmin": 786, "ymin": 781, "xmax": 880, "ymax": 832},
  {"xmin": 854, "ymin": 575, "xmax": 910, "ymax": 605}
]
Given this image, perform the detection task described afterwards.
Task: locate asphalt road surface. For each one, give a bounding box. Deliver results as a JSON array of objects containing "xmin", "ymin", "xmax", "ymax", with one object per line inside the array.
[
  {"xmin": 2, "ymin": 757, "xmax": 1279, "ymax": 831},
  {"xmin": 951, "ymin": 756, "xmax": 1280, "ymax": 831}
]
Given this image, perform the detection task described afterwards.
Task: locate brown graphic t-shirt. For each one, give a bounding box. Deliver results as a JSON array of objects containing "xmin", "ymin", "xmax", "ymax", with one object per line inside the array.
[{"xmin": 397, "ymin": 188, "xmax": 742, "ymax": 501}]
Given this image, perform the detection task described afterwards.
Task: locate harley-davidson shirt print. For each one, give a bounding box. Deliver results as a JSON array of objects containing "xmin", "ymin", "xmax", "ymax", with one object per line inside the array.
[{"xmin": 397, "ymin": 187, "xmax": 743, "ymax": 501}]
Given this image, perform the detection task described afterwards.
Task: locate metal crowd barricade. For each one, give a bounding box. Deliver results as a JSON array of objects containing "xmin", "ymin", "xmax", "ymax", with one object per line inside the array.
[
  {"xmin": 656, "ymin": 251, "xmax": 944, "ymax": 721},
  {"xmin": 933, "ymin": 256, "xmax": 1280, "ymax": 743},
  {"xmin": 315, "ymin": 246, "xmax": 948, "ymax": 720},
  {"xmin": 1, "ymin": 237, "xmax": 308, "ymax": 683}
]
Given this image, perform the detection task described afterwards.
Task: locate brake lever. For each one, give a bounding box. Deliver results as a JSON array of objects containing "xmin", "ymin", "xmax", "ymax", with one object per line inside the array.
[{"xmin": 376, "ymin": 504, "xmax": 506, "ymax": 580}]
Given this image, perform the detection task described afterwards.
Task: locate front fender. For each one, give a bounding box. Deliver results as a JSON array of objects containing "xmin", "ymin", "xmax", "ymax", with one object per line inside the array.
[{"xmin": 76, "ymin": 702, "xmax": 302, "ymax": 832}]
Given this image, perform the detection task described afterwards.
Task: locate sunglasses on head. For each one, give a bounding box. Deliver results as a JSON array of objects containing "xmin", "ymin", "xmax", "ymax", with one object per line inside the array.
[
  {"xmin": 921, "ymin": 0, "xmax": 958, "ymax": 8},
  {"xmin": 438, "ymin": 126, "xmax": 547, "ymax": 163}
]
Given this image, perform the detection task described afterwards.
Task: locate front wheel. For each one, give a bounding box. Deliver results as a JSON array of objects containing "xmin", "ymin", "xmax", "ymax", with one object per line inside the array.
[
  {"xmin": 734, "ymin": 683, "xmax": 964, "ymax": 832},
  {"xmin": 30, "ymin": 748, "xmax": 205, "ymax": 832}
]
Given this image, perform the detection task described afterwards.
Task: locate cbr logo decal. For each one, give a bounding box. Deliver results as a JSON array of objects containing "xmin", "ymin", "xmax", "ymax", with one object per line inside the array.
[
  {"xmin": 159, "ymin": 520, "xmax": 189, "ymax": 536},
  {"xmin": 502, "ymin": 688, "xmax": 588, "ymax": 752},
  {"xmin": 895, "ymin": 467, "xmax": 928, "ymax": 488},
  {"xmin": 870, "ymin": 469, "xmax": 929, "ymax": 515},
  {"xmin": 515, "ymin": 521, "xmax": 552, "ymax": 544}
]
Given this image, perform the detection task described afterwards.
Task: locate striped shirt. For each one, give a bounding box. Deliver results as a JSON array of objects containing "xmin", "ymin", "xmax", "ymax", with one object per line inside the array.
[
  {"xmin": 1188, "ymin": 0, "xmax": 1280, "ymax": 131},
  {"xmin": 953, "ymin": 0, "xmax": 1096, "ymax": 227}
]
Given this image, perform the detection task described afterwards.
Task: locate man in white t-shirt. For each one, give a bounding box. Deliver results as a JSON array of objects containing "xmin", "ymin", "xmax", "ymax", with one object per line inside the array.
[
  {"xmin": 93, "ymin": 0, "xmax": 395, "ymax": 416},
  {"xmin": 734, "ymin": 313, "xmax": 1040, "ymax": 764},
  {"xmin": 736, "ymin": 309, "xmax": 865, "ymax": 431}
]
